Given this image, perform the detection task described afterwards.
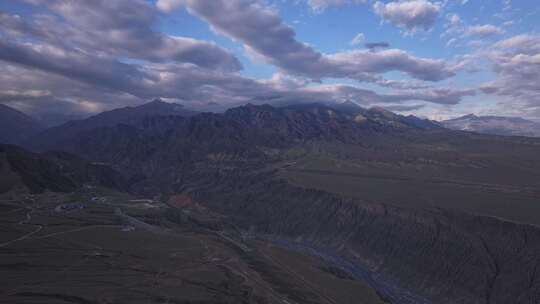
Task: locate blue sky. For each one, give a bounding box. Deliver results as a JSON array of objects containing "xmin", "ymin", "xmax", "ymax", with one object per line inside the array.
[{"xmin": 0, "ymin": 0, "xmax": 539, "ymax": 120}]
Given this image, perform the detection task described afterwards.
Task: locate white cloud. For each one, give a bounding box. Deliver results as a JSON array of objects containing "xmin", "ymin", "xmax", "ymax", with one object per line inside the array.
[
  {"xmin": 350, "ymin": 32, "xmax": 365, "ymax": 45},
  {"xmin": 0, "ymin": 89, "xmax": 51, "ymax": 101},
  {"xmin": 373, "ymin": 0, "xmax": 441, "ymax": 33},
  {"xmin": 156, "ymin": 0, "xmax": 184, "ymax": 12},
  {"xmin": 446, "ymin": 13, "xmax": 461, "ymax": 27},
  {"xmin": 177, "ymin": 0, "xmax": 455, "ymax": 82},
  {"xmin": 478, "ymin": 34, "xmax": 540, "ymax": 115},
  {"xmin": 325, "ymin": 48, "xmax": 455, "ymax": 81},
  {"xmin": 494, "ymin": 34, "xmax": 540, "ymax": 53},
  {"xmin": 446, "ymin": 38, "xmax": 457, "ymax": 47},
  {"xmin": 465, "ymin": 24, "xmax": 505, "ymax": 37}
]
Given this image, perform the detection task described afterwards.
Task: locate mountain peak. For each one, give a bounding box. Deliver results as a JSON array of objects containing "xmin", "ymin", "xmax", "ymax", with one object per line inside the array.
[
  {"xmin": 368, "ymin": 106, "xmax": 399, "ymax": 119},
  {"xmin": 138, "ymin": 99, "xmax": 185, "ymax": 111},
  {"xmin": 329, "ymin": 100, "xmax": 364, "ymax": 113},
  {"xmin": 145, "ymin": 98, "xmax": 167, "ymax": 105},
  {"xmin": 145, "ymin": 98, "xmax": 176, "ymax": 106},
  {"xmin": 460, "ymin": 114, "xmax": 478, "ymax": 119}
]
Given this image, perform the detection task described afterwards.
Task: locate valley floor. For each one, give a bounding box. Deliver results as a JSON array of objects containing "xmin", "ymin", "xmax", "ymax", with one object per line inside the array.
[{"xmin": 0, "ymin": 189, "xmax": 387, "ymax": 304}]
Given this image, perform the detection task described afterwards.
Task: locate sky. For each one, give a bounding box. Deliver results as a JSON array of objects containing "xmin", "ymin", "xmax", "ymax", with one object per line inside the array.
[{"xmin": 0, "ymin": 0, "xmax": 539, "ymax": 122}]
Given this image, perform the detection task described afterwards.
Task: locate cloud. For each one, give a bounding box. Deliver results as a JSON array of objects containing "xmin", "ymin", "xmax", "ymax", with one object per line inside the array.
[
  {"xmin": 494, "ymin": 34, "xmax": 540, "ymax": 54},
  {"xmin": 156, "ymin": 0, "xmax": 183, "ymax": 12},
  {"xmin": 386, "ymin": 88, "xmax": 477, "ymax": 105},
  {"xmin": 365, "ymin": 42, "xmax": 390, "ymax": 50},
  {"xmin": 0, "ymin": 39, "xmax": 149, "ymax": 96},
  {"xmin": 373, "ymin": 0, "xmax": 441, "ymax": 33},
  {"xmin": 0, "ymin": 48, "xmax": 472, "ymax": 119},
  {"xmin": 442, "ymin": 17, "xmax": 505, "ymax": 48},
  {"xmin": 2, "ymin": 2, "xmax": 241, "ymax": 72},
  {"xmin": 258, "ymin": 73, "xmax": 308, "ymax": 91},
  {"xmin": 0, "ymin": 0, "xmax": 243, "ymax": 118},
  {"xmin": 158, "ymin": 0, "xmax": 374, "ymax": 14},
  {"xmin": 350, "ymin": 32, "xmax": 365, "ymax": 45},
  {"xmin": 304, "ymin": 0, "xmax": 367, "ymax": 13},
  {"xmin": 382, "ymin": 104, "xmax": 426, "ymax": 112},
  {"xmin": 326, "ymin": 49, "xmax": 455, "ymax": 81},
  {"xmin": 243, "ymin": 82, "xmax": 474, "ymax": 109},
  {"xmin": 0, "ymin": 0, "xmax": 473, "ymax": 120},
  {"xmin": 0, "ymin": 60, "xmax": 142, "ymax": 119},
  {"xmin": 446, "ymin": 13, "xmax": 461, "ymax": 27},
  {"xmin": 288, "ymin": 84, "xmax": 475, "ymax": 106},
  {"xmin": 465, "ymin": 24, "xmax": 505, "ymax": 37},
  {"xmin": 178, "ymin": 0, "xmax": 326, "ymax": 75},
  {"xmin": 479, "ymin": 34, "xmax": 540, "ymax": 114},
  {"xmin": 176, "ymin": 0, "xmax": 455, "ymax": 82},
  {"xmin": 0, "ymin": 89, "xmax": 51, "ymax": 102},
  {"xmin": 446, "ymin": 38, "xmax": 457, "ymax": 47}
]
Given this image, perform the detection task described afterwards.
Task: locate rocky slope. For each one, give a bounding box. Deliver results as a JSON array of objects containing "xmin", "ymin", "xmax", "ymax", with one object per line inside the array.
[
  {"xmin": 186, "ymin": 167, "xmax": 540, "ymax": 304},
  {"xmin": 0, "ymin": 104, "xmax": 44, "ymax": 144},
  {"xmin": 0, "ymin": 144, "xmax": 126, "ymax": 193}
]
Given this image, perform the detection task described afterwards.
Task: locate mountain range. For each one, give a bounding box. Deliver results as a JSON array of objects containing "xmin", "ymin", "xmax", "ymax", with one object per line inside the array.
[
  {"xmin": 2, "ymin": 100, "xmax": 540, "ymax": 303},
  {"xmin": 442, "ymin": 114, "xmax": 540, "ymax": 137},
  {"xmin": 3, "ymin": 100, "xmax": 539, "ymax": 147}
]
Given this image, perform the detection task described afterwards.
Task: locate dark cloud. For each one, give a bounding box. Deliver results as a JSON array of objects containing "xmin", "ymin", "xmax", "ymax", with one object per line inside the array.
[
  {"xmin": 304, "ymin": 0, "xmax": 368, "ymax": 13},
  {"xmin": 1, "ymin": 2, "xmax": 241, "ymax": 72},
  {"xmin": 0, "ymin": 0, "xmax": 472, "ymax": 120},
  {"xmin": 0, "ymin": 39, "xmax": 150, "ymax": 96},
  {"xmin": 365, "ymin": 42, "xmax": 390, "ymax": 50},
  {"xmin": 0, "ymin": 0, "xmax": 243, "ymax": 118}
]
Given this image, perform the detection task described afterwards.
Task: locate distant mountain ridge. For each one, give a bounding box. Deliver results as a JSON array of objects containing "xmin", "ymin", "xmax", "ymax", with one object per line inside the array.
[
  {"xmin": 325, "ymin": 101, "xmax": 442, "ymax": 130},
  {"xmin": 27, "ymin": 100, "xmax": 440, "ymax": 152},
  {"xmin": 442, "ymin": 114, "xmax": 540, "ymax": 137},
  {"xmin": 27, "ymin": 99, "xmax": 198, "ymax": 150},
  {"xmin": 0, "ymin": 104, "xmax": 44, "ymax": 144}
]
